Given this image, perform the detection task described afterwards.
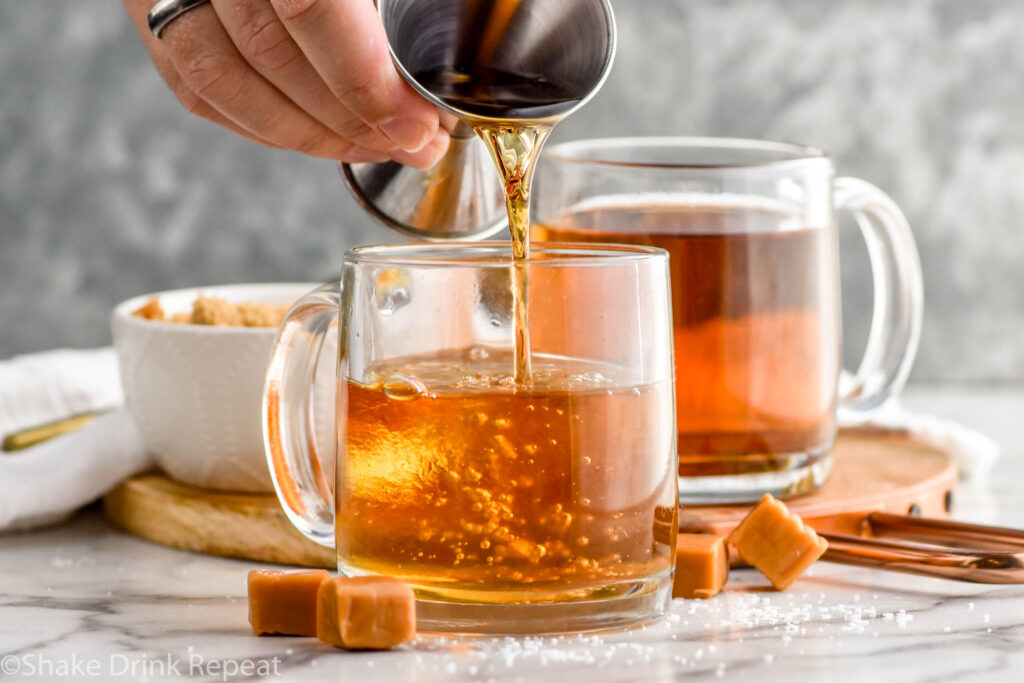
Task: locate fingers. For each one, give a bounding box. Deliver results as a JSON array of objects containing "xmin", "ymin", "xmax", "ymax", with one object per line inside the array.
[
  {"xmin": 210, "ymin": 0, "xmax": 395, "ymax": 152},
  {"xmin": 389, "ymin": 129, "xmax": 451, "ymax": 170},
  {"xmin": 122, "ymin": 0, "xmax": 273, "ymax": 146},
  {"xmin": 439, "ymin": 111, "xmax": 461, "ymax": 134},
  {"xmin": 161, "ymin": 3, "xmax": 359, "ymax": 159},
  {"xmin": 122, "ymin": 0, "xmax": 451, "ymax": 167},
  {"xmin": 269, "ymin": 0, "xmax": 442, "ymax": 153},
  {"xmin": 124, "ymin": 0, "xmax": 356, "ymax": 160}
]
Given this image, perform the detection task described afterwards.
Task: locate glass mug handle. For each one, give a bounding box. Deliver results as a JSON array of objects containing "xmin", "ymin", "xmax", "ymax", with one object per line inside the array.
[
  {"xmin": 833, "ymin": 177, "xmax": 924, "ymax": 424},
  {"xmin": 262, "ymin": 281, "xmax": 340, "ymax": 548}
]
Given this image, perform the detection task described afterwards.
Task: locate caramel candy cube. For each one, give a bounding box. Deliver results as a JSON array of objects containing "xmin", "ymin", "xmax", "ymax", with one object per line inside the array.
[
  {"xmin": 248, "ymin": 569, "xmax": 330, "ymax": 636},
  {"xmin": 727, "ymin": 494, "xmax": 828, "ymax": 590},
  {"xmin": 673, "ymin": 534, "xmax": 729, "ymax": 599},
  {"xmin": 317, "ymin": 576, "xmax": 416, "ymax": 650}
]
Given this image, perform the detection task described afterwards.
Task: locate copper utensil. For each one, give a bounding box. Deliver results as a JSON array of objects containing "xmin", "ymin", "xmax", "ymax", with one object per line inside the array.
[{"xmin": 820, "ymin": 512, "xmax": 1024, "ymax": 584}]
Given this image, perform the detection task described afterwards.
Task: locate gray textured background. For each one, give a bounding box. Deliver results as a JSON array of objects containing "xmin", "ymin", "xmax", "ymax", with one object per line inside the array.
[{"xmin": 1, "ymin": 0, "xmax": 1022, "ymax": 381}]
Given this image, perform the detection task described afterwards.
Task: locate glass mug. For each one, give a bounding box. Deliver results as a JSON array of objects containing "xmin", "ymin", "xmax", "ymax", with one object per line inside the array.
[
  {"xmin": 263, "ymin": 243, "xmax": 678, "ymax": 635},
  {"xmin": 533, "ymin": 137, "xmax": 923, "ymax": 503}
]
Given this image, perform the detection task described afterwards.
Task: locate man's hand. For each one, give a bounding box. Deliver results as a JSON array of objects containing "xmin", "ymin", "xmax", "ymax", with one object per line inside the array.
[{"xmin": 123, "ymin": 0, "xmax": 449, "ymax": 168}]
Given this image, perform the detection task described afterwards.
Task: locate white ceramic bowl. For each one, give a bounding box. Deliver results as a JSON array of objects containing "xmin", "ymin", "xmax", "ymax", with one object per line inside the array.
[{"xmin": 112, "ymin": 283, "xmax": 335, "ymax": 493}]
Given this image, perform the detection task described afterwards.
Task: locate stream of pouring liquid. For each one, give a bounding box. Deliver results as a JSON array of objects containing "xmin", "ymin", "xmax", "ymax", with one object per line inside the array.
[
  {"xmin": 413, "ymin": 61, "xmax": 580, "ymax": 387},
  {"xmin": 474, "ymin": 123, "xmax": 553, "ymax": 386}
]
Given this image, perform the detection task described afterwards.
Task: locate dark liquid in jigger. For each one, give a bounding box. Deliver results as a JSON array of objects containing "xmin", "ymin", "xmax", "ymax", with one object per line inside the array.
[{"xmin": 414, "ymin": 67, "xmax": 582, "ymax": 120}]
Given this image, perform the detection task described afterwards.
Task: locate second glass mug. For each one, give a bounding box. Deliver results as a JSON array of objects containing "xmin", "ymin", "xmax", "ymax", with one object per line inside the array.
[
  {"xmin": 533, "ymin": 137, "xmax": 924, "ymax": 503},
  {"xmin": 263, "ymin": 243, "xmax": 678, "ymax": 634}
]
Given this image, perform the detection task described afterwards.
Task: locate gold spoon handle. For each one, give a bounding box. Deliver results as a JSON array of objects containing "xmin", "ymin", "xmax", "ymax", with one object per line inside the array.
[{"xmin": 2, "ymin": 411, "xmax": 103, "ymax": 452}]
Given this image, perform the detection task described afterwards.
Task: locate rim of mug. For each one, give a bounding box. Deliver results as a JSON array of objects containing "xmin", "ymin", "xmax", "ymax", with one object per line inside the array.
[
  {"xmin": 111, "ymin": 282, "xmax": 320, "ymax": 334},
  {"xmin": 543, "ymin": 136, "xmax": 831, "ymax": 171},
  {"xmin": 346, "ymin": 241, "xmax": 669, "ymax": 268}
]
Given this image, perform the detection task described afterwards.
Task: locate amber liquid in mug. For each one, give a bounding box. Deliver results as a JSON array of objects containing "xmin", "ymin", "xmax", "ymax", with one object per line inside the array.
[
  {"xmin": 533, "ymin": 201, "xmax": 840, "ymax": 476},
  {"xmin": 336, "ymin": 348, "xmax": 677, "ymax": 603},
  {"xmin": 335, "ymin": 55, "xmax": 679, "ymax": 603}
]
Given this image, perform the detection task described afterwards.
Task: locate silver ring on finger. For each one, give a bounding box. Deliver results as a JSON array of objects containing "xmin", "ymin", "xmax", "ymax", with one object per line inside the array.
[{"xmin": 147, "ymin": 0, "xmax": 211, "ymax": 39}]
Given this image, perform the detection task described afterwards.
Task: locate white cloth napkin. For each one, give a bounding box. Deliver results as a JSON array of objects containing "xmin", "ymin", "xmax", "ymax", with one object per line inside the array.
[
  {"xmin": 0, "ymin": 409, "xmax": 151, "ymax": 531},
  {"xmin": 0, "ymin": 348, "xmax": 124, "ymax": 438},
  {"xmin": 0, "ymin": 349, "xmax": 152, "ymax": 532},
  {"xmin": 0, "ymin": 347, "xmax": 1003, "ymax": 533}
]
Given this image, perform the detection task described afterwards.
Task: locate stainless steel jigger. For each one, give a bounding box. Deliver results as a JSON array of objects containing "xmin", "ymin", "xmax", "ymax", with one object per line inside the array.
[{"xmin": 341, "ymin": 0, "xmax": 617, "ymax": 241}]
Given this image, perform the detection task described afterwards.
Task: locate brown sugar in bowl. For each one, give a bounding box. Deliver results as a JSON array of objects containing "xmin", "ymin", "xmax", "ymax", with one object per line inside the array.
[{"xmin": 112, "ymin": 283, "xmax": 335, "ymax": 492}]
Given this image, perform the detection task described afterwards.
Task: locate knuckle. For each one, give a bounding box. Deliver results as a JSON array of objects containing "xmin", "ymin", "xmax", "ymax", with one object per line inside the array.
[
  {"xmin": 294, "ymin": 129, "xmax": 333, "ymax": 156},
  {"xmin": 270, "ymin": 0, "xmax": 326, "ymax": 23},
  {"xmin": 336, "ymin": 73, "xmax": 387, "ymax": 118},
  {"xmin": 181, "ymin": 52, "xmax": 246, "ymax": 105},
  {"xmin": 350, "ymin": 130, "xmax": 391, "ymax": 151},
  {"xmin": 239, "ymin": 9, "xmax": 300, "ymax": 72},
  {"xmin": 174, "ymin": 86, "xmax": 209, "ymax": 117},
  {"xmin": 335, "ymin": 117, "xmax": 377, "ymax": 143}
]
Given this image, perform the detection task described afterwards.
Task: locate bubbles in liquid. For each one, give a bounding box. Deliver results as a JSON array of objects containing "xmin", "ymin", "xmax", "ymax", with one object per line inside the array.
[
  {"xmin": 381, "ymin": 373, "xmax": 429, "ymax": 400},
  {"xmin": 562, "ymin": 371, "xmax": 613, "ymax": 389},
  {"xmin": 468, "ymin": 346, "xmax": 490, "ymax": 361}
]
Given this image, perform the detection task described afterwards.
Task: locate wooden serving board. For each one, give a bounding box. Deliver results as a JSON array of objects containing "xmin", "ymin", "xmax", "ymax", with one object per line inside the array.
[
  {"xmin": 103, "ymin": 430, "xmax": 956, "ymax": 568},
  {"xmin": 679, "ymin": 430, "xmax": 956, "ymax": 536},
  {"xmin": 103, "ymin": 475, "xmax": 335, "ymax": 568}
]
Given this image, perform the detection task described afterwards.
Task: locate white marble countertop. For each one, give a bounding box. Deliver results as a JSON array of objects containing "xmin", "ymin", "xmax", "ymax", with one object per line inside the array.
[{"xmin": 2, "ymin": 386, "xmax": 1023, "ymax": 683}]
